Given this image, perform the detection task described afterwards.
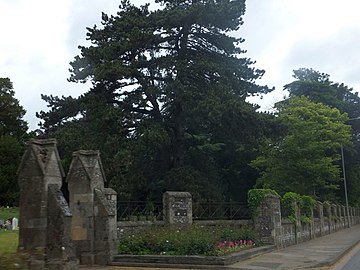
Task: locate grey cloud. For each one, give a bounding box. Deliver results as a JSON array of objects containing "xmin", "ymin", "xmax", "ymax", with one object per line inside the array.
[{"xmin": 284, "ymin": 27, "xmax": 360, "ymax": 87}]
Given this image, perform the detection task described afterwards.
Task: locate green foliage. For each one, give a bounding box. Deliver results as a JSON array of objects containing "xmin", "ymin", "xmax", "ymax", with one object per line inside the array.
[
  {"xmin": 37, "ymin": 0, "xmax": 271, "ymax": 202},
  {"xmin": 285, "ymin": 68, "xmax": 360, "ymax": 206},
  {"xmin": 0, "ymin": 78, "xmax": 28, "ymax": 137},
  {"xmin": 0, "ymin": 78, "xmax": 28, "ymax": 206},
  {"xmin": 118, "ymin": 225, "xmax": 258, "ymax": 256},
  {"xmin": 281, "ymin": 192, "xmax": 301, "ymax": 223},
  {"xmin": 285, "ymin": 68, "xmax": 360, "ymax": 119},
  {"xmin": 247, "ymin": 189, "xmax": 279, "ymax": 217},
  {"xmin": 281, "ymin": 192, "xmax": 316, "ymax": 224},
  {"xmin": 252, "ymin": 96, "xmax": 352, "ymax": 201},
  {"xmin": 300, "ymin": 195, "xmax": 316, "ymax": 219},
  {"xmin": 0, "ymin": 208, "xmax": 19, "ymax": 220}
]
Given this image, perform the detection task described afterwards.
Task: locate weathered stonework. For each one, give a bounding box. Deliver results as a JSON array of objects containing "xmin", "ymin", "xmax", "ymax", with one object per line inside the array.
[
  {"xmin": 47, "ymin": 184, "xmax": 78, "ymax": 269},
  {"xmin": 18, "ymin": 139, "xmax": 65, "ymax": 251},
  {"xmin": 17, "ymin": 140, "xmax": 117, "ymax": 268},
  {"xmin": 17, "ymin": 139, "xmax": 79, "ymax": 269},
  {"xmin": 66, "ymin": 150, "xmax": 117, "ymax": 265},
  {"xmin": 253, "ymin": 194, "xmax": 282, "ymax": 247},
  {"xmin": 163, "ymin": 192, "xmax": 192, "ymax": 226}
]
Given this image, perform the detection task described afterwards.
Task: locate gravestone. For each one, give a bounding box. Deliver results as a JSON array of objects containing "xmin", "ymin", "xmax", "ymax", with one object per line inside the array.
[
  {"xmin": 12, "ymin": 217, "xmax": 18, "ymax": 230},
  {"xmin": 163, "ymin": 191, "xmax": 192, "ymax": 226}
]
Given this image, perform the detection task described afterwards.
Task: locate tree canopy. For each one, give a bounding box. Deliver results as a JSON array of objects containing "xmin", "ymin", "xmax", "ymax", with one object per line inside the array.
[
  {"xmin": 0, "ymin": 78, "xmax": 28, "ymax": 206},
  {"xmin": 37, "ymin": 0, "xmax": 271, "ymax": 202},
  {"xmin": 284, "ymin": 68, "xmax": 360, "ymax": 118},
  {"xmin": 284, "ymin": 68, "xmax": 360, "ymax": 205},
  {"xmin": 252, "ymin": 96, "xmax": 351, "ymax": 201}
]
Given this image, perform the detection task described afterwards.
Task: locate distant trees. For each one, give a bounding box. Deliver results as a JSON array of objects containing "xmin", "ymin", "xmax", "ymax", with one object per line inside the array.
[
  {"xmin": 252, "ymin": 96, "xmax": 351, "ymax": 201},
  {"xmin": 284, "ymin": 68, "xmax": 360, "ymax": 118},
  {"xmin": 284, "ymin": 68, "xmax": 360, "ymax": 205},
  {"xmin": 0, "ymin": 78, "xmax": 28, "ymax": 206}
]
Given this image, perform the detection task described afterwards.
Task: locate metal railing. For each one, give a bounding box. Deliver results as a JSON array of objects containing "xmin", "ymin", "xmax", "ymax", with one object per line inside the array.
[
  {"xmin": 117, "ymin": 201, "xmax": 163, "ymax": 221},
  {"xmin": 117, "ymin": 201, "xmax": 250, "ymax": 221},
  {"xmin": 192, "ymin": 201, "xmax": 250, "ymax": 220}
]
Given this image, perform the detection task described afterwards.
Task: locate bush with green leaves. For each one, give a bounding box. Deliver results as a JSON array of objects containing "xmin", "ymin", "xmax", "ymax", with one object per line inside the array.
[
  {"xmin": 247, "ymin": 189, "xmax": 279, "ymax": 218},
  {"xmin": 281, "ymin": 192, "xmax": 316, "ymax": 224},
  {"xmin": 118, "ymin": 224, "xmax": 259, "ymax": 256}
]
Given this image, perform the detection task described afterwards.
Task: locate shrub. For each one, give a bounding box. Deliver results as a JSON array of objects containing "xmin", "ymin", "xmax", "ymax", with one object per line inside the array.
[
  {"xmin": 247, "ymin": 189, "xmax": 279, "ymax": 218},
  {"xmin": 281, "ymin": 192, "xmax": 316, "ymax": 224},
  {"xmin": 118, "ymin": 224, "xmax": 259, "ymax": 256}
]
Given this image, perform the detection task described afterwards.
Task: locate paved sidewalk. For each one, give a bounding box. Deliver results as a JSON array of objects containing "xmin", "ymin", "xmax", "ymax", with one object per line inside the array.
[
  {"xmin": 80, "ymin": 224, "xmax": 360, "ymax": 270},
  {"xmin": 228, "ymin": 224, "xmax": 360, "ymax": 270}
]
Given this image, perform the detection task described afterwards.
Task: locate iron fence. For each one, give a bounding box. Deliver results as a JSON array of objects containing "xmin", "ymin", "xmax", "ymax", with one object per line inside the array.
[
  {"xmin": 192, "ymin": 201, "xmax": 251, "ymax": 220},
  {"xmin": 117, "ymin": 201, "xmax": 250, "ymax": 221},
  {"xmin": 117, "ymin": 201, "xmax": 163, "ymax": 221}
]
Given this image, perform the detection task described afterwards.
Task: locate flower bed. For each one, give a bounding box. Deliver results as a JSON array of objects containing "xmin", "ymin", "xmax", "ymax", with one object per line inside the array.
[{"xmin": 118, "ymin": 224, "xmax": 259, "ymax": 256}]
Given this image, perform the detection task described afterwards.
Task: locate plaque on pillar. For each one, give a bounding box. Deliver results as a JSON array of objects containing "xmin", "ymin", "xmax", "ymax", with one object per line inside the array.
[{"xmin": 163, "ymin": 192, "xmax": 192, "ymax": 226}]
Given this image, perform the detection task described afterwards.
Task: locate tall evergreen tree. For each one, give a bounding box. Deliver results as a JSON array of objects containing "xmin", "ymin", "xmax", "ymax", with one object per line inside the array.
[{"xmin": 38, "ymin": 0, "xmax": 271, "ymax": 201}]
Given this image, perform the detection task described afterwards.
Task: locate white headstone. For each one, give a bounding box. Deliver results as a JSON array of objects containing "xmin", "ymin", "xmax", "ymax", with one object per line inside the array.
[{"xmin": 12, "ymin": 217, "xmax": 18, "ymax": 230}]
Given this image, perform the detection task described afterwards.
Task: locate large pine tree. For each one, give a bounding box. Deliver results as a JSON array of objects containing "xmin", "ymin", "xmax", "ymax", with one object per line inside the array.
[{"xmin": 38, "ymin": 0, "xmax": 271, "ymax": 201}]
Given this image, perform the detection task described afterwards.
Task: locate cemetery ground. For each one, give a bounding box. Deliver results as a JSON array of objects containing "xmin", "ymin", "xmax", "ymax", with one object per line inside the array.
[
  {"xmin": 0, "ymin": 207, "xmax": 19, "ymax": 254},
  {"xmin": 0, "ymin": 207, "xmax": 25, "ymax": 269}
]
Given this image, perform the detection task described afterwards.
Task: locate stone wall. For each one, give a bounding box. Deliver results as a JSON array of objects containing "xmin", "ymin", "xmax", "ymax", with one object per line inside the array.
[{"xmin": 254, "ymin": 194, "xmax": 360, "ymax": 248}]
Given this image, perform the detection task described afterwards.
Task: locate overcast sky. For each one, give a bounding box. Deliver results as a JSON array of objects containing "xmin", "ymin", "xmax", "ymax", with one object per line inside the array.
[{"xmin": 2, "ymin": 0, "xmax": 360, "ymax": 130}]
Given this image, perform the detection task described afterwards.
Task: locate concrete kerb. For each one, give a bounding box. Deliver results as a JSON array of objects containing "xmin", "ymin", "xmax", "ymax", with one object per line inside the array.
[{"xmin": 111, "ymin": 245, "xmax": 276, "ymax": 268}]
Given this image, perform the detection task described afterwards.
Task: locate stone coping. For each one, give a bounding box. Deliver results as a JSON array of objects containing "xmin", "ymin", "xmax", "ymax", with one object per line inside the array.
[{"xmin": 111, "ymin": 245, "xmax": 275, "ymax": 268}]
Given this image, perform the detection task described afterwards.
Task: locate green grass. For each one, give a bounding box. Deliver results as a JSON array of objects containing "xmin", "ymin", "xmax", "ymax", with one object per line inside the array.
[
  {"xmin": 0, "ymin": 207, "xmax": 19, "ymax": 220},
  {"xmin": 0, "ymin": 230, "xmax": 19, "ymax": 253},
  {"xmin": 0, "ymin": 230, "xmax": 30, "ymax": 269}
]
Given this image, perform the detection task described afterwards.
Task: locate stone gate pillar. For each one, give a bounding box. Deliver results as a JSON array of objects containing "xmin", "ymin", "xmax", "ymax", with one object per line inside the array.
[
  {"xmin": 66, "ymin": 150, "xmax": 117, "ymax": 265},
  {"xmin": 17, "ymin": 139, "xmax": 65, "ymax": 251},
  {"xmin": 254, "ymin": 194, "xmax": 282, "ymax": 247},
  {"xmin": 17, "ymin": 139, "xmax": 78, "ymax": 269},
  {"xmin": 163, "ymin": 192, "xmax": 192, "ymax": 226}
]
